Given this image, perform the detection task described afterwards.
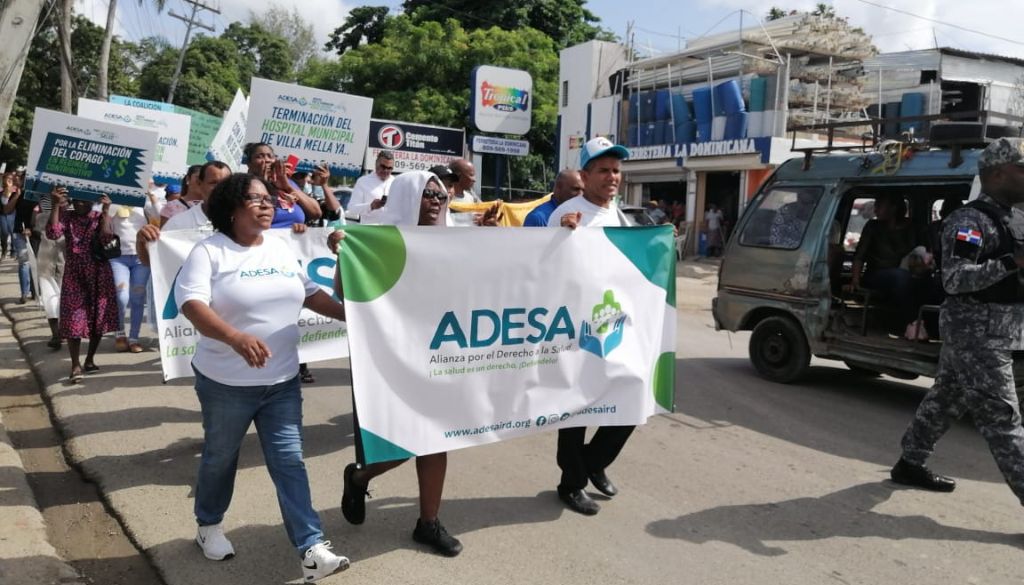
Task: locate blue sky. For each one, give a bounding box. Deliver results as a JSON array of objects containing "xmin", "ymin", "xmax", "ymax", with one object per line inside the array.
[{"xmin": 82, "ymin": 0, "xmax": 1020, "ymax": 60}]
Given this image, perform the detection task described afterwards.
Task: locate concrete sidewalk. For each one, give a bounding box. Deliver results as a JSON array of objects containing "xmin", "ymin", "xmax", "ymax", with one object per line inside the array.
[{"xmin": 0, "ymin": 285, "xmax": 83, "ymax": 585}]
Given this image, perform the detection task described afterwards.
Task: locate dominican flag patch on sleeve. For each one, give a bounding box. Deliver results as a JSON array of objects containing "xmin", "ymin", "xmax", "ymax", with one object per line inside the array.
[{"xmin": 956, "ymin": 228, "xmax": 982, "ymax": 246}]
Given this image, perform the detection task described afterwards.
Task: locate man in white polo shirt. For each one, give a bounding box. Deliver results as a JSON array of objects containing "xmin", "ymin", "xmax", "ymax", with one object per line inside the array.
[{"xmin": 547, "ymin": 137, "xmax": 635, "ymax": 516}]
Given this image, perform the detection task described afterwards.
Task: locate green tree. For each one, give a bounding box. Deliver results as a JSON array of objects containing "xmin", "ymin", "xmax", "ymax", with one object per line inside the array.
[
  {"xmin": 766, "ymin": 7, "xmax": 788, "ymax": 20},
  {"xmin": 1, "ymin": 14, "xmax": 139, "ymax": 164},
  {"xmin": 324, "ymin": 16, "xmax": 559, "ymax": 192},
  {"xmin": 249, "ymin": 4, "xmax": 318, "ymax": 77},
  {"xmin": 811, "ymin": 3, "xmax": 836, "ymax": 18},
  {"xmin": 401, "ymin": 0, "xmax": 613, "ymax": 48},
  {"xmin": 324, "ymin": 6, "xmax": 390, "ymax": 55}
]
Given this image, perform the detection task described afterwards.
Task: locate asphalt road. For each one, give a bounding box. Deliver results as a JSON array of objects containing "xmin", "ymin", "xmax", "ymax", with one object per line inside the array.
[{"xmin": 5, "ymin": 269, "xmax": 1024, "ymax": 585}]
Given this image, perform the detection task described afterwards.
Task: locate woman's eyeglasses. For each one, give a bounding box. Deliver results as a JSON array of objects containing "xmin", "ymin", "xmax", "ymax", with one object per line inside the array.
[
  {"xmin": 242, "ymin": 193, "xmax": 277, "ymax": 207},
  {"xmin": 422, "ymin": 189, "xmax": 448, "ymax": 202}
]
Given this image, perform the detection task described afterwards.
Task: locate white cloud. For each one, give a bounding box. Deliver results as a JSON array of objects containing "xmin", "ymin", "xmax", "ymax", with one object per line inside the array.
[{"xmin": 75, "ymin": 0, "xmax": 354, "ymax": 53}]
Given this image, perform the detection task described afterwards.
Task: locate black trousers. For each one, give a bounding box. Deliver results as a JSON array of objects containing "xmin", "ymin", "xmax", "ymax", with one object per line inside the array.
[{"xmin": 556, "ymin": 425, "xmax": 635, "ymax": 493}]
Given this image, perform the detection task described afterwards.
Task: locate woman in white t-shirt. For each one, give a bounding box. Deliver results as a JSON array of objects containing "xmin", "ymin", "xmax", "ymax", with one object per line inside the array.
[
  {"xmin": 337, "ymin": 171, "xmax": 465, "ymax": 558},
  {"xmin": 174, "ymin": 173, "xmax": 349, "ymax": 582}
]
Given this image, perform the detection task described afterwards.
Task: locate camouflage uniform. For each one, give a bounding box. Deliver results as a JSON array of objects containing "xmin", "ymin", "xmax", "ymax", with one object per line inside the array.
[{"xmin": 899, "ymin": 192, "xmax": 1024, "ymax": 505}]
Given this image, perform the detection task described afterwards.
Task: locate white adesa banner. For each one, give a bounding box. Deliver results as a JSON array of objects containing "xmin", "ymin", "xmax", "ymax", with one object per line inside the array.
[
  {"xmin": 150, "ymin": 227, "xmax": 349, "ymax": 381},
  {"xmin": 339, "ymin": 225, "xmax": 677, "ymax": 464}
]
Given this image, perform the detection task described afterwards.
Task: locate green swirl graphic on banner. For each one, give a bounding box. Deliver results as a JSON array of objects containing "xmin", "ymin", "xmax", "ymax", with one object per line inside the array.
[
  {"xmin": 38, "ymin": 132, "xmax": 146, "ymax": 189},
  {"xmin": 652, "ymin": 352, "xmax": 675, "ymax": 411},
  {"xmin": 338, "ymin": 225, "xmax": 407, "ymax": 302},
  {"xmin": 603, "ymin": 225, "xmax": 676, "ymax": 306}
]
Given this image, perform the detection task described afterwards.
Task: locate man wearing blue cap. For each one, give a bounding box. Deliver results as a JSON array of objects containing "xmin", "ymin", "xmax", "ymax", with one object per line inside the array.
[
  {"xmin": 548, "ymin": 137, "xmax": 631, "ymax": 229},
  {"xmin": 548, "ymin": 136, "xmax": 634, "ymax": 516}
]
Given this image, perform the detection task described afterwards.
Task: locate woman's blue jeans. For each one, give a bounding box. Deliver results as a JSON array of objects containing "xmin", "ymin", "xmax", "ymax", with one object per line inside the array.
[
  {"xmin": 12, "ymin": 233, "xmax": 31, "ymax": 297},
  {"xmin": 109, "ymin": 254, "xmax": 150, "ymax": 340},
  {"xmin": 192, "ymin": 368, "xmax": 323, "ymax": 555}
]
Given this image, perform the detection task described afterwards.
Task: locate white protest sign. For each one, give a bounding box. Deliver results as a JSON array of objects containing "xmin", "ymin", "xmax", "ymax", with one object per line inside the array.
[
  {"xmin": 77, "ymin": 98, "xmax": 191, "ymax": 183},
  {"xmin": 150, "ymin": 227, "xmax": 349, "ymax": 381},
  {"xmin": 25, "ymin": 108, "xmax": 157, "ymax": 206},
  {"xmin": 339, "ymin": 225, "xmax": 677, "ymax": 464},
  {"xmin": 207, "ymin": 89, "xmax": 248, "ymax": 171},
  {"xmin": 245, "ymin": 77, "xmax": 373, "ymax": 176}
]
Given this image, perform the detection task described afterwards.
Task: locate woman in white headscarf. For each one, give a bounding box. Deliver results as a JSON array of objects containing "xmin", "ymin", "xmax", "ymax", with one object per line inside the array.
[{"xmin": 335, "ymin": 171, "xmax": 463, "ymax": 557}]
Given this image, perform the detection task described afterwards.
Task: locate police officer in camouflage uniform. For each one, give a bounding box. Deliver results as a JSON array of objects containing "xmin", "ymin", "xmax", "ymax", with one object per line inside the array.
[{"xmin": 890, "ymin": 138, "xmax": 1024, "ymax": 503}]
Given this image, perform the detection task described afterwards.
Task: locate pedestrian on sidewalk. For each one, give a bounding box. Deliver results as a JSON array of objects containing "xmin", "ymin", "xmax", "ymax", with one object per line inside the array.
[
  {"xmin": 1, "ymin": 173, "xmax": 32, "ymax": 303},
  {"xmin": 0, "ymin": 172, "xmax": 16, "ymax": 259},
  {"xmin": 107, "ymin": 198, "xmax": 160, "ymax": 354},
  {"xmin": 32, "ymin": 188, "xmax": 65, "ymax": 348},
  {"xmin": 175, "ymin": 173, "xmax": 349, "ymax": 582},
  {"xmin": 46, "ymin": 188, "xmax": 119, "ymax": 383}
]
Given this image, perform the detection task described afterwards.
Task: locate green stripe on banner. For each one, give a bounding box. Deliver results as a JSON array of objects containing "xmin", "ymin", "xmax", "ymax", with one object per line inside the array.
[
  {"xmin": 361, "ymin": 428, "xmax": 416, "ymax": 462},
  {"xmin": 339, "ymin": 225, "xmax": 407, "ymax": 302},
  {"xmin": 603, "ymin": 225, "xmax": 676, "ymax": 306},
  {"xmin": 652, "ymin": 351, "xmax": 676, "ymax": 411}
]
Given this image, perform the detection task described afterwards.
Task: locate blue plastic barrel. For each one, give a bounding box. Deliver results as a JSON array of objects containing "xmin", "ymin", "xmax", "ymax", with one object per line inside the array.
[
  {"xmin": 715, "ymin": 80, "xmax": 745, "ymax": 115},
  {"xmin": 640, "ymin": 91, "xmax": 656, "ymax": 123},
  {"xmin": 696, "ymin": 121, "xmax": 713, "ymax": 143},
  {"xmin": 899, "ymin": 92, "xmax": 926, "ymax": 133},
  {"xmin": 654, "ymin": 120, "xmax": 670, "ymax": 144},
  {"xmin": 628, "ymin": 94, "xmax": 639, "ymax": 124},
  {"xmin": 640, "ymin": 123, "xmax": 656, "ymax": 146},
  {"xmin": 749, "ymin": 77, "xmax": 767, "ymax": 112},
  {"xmin": 670, "ymin": 94, "xmax": 691, "ymax": 123},
  {"xmin": 627, "ymin": 122, "xmax": 639, "ymax": 147},
  {"xmin": 883, "ymin": 102, "xmax": 901, "ymax": 137},
  {"xmin": 725, "ymin": 112, "xmax": 749, "ymax": 139},
  {"xmin": 655, "ymin": 89, "xmax": 671, "ymax": 121},
  {"xmin": 675, "ymin": 120, "xmax": 696, "ymax": 144},
  {"xmin": 698, "ymin": 231, "xmax": 708, "ymax": 256},
  {"xmin": 693, "ymin": 87, "xmax": 713, "ymax": 125}
]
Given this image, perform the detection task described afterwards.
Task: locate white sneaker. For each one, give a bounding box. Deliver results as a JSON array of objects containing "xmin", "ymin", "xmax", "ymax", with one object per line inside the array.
[
  {"xmin": 302, "ymin": 541, "xmax": 350, "ymax": 582},
  {"xmin": 196, "ymin": 523, "xmax": 235, "ymax": 561}
]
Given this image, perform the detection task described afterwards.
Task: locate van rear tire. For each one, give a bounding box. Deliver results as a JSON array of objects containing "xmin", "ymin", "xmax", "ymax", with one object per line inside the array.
[{"xmin": 749, "ymin": 316, "xmax": 810, "ymax": 383}]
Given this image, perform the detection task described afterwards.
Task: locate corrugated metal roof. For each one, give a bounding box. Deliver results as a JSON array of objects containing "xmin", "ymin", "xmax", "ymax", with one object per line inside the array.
[{"xmin": 939, "ymin": 47, "xmax": 1024, "ymax": 68}]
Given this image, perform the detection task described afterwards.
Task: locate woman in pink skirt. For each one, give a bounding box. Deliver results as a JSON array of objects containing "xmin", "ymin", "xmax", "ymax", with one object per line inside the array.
[{"xmin": 46, "ymin": 187, "xmax": 120, "ymax": 383}]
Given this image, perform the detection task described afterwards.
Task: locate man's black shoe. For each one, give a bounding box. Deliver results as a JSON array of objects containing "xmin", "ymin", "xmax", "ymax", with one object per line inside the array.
[
  {"xmin": 412, "ymin": 518, "xmax": 463, "ymax": 557},
  {"xmin": 890, "ymin": 459, "xmax": 956, "ymax": 492},
  {"xmin": 559, "ymin": 489, "xmax": 600, "ymax": 515},
  {"xmin": 340, "ymin": 463, "xmax": 368, "ymax": 524},
  {"xmin": 588, "ymin": 469, "xmax": 618, "ymax": 497}
]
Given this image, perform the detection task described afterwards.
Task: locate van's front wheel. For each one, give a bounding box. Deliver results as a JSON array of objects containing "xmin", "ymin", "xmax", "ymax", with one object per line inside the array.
[{"xmin": 749, "ymin": 315, "xmax": 810, "ymax": 383}]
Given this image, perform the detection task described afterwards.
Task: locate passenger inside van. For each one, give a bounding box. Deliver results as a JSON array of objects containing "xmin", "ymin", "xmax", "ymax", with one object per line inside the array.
[
  {"xmin": 849, "ymin": 194, "xmax": 932, "ymax": 339},
  {"xmin": 769, "ymin": 190, "xmax": 818, "ymax": 248}
]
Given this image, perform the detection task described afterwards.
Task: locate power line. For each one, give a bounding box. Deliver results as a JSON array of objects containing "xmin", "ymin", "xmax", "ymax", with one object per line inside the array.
[{"xmin": 851, "ymin": 0, "xmax": 1024, "ymax": 47}]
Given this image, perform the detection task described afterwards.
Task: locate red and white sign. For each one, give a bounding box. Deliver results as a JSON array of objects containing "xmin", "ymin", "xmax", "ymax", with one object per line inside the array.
[{"xmin": 378, "ymin": 124, "xmax": 405, "ymax": 149}]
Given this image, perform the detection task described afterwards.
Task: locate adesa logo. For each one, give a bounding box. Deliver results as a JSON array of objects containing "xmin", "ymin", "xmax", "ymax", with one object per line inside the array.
[
  {"xmin": 277, "ymin": 95, "xmax": 308, "ymax": 107},
  {"xmin": 579, "ymin": 290, "xmax": 627, "ymax": 359}
]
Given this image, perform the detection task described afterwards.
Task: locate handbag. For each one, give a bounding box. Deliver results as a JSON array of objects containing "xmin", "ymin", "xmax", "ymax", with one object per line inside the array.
[{"xmin": 92, "ymin": 232, "xmax": 121, "ymax": 261}]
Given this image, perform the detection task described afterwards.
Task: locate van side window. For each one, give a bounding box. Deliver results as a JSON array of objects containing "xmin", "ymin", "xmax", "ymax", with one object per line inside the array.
[{"xmin": 739, "ymin": 187, "xmax": 823, "ymax": 249}]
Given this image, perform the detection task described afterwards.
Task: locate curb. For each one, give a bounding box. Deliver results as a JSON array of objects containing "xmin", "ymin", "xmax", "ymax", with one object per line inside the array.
[{"xmin": 0, "ymin": 297, "xmax": 83, "ymax": 585}]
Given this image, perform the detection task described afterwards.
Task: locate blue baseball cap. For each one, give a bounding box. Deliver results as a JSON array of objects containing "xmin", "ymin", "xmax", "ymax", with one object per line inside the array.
[
  {"xmin": 165, "ymin": 184, "xmax": 181, "ymax": 194},
  {"xmin": 580, "ymin": 136, "xmax": 630, "ymax": 170}
]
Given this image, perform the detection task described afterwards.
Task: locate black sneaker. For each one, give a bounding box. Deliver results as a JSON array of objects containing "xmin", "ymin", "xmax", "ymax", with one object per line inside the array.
[
  {"xmin": 890, "ymin": 458, "xmax": 956, "ymax": 492},
  {"xmin": 412, "ymin": 518, "xmax": 463, "ymax": 557},
  {"xmin": 340, "ymin": 463, "xmax": 368, "ymax": 525}
]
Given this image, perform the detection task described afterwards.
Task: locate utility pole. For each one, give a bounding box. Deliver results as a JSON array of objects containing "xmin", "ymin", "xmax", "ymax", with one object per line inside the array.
[
  {"xmin": 167, "ymin": 0, "xmax": 218, "ymax": 104},
  {"xmin": 0, "ymin": 0, "xmax": 48, "ymax": 141}
]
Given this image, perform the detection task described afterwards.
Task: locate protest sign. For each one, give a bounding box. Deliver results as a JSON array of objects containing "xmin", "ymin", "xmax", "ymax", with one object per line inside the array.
[
  {"xmin": 25, "ymin": 108, "xmax": 156, "ymax": 206},
  {"xmin": 110, "ymin": 95, "xmax": 224, "ymax": 166},
  {"xmin": 150, "ymin": 227, "xmax": 349, "ymax": 381},
  {"xmin": 245, "ymin": 77, "xmax": 372, "ymax": 176},
  {"xmin": 364, "ymin": 119, "xmax": 464, "ymax": 173},
  {"xmin": 77, "ymin": 98, "xmax": 191, "ymax": 183},
  {"xmin": 206, "ymin": 89, "xmax": 248, "ymax": 172},
  {"xmin": 339, "ymin": 225, "xmax": 676, "ymax": 464}
]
